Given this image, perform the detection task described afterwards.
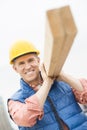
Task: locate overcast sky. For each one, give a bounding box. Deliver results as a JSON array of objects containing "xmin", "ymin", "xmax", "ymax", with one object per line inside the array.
[
  {"xmin": 0, "ymin": 1, "xmax": 87, "ymax": 126},
  {"xmin": 0, "ymin": 0, "xmax": 87, "ymax": 73}
]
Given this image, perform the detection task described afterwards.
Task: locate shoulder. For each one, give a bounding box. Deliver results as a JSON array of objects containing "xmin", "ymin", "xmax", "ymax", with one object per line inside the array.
[
  {"xmin": 8, "ymin": 89, "xmax": 24, "ymax": 103},
  {"xmin": 8, "ymin": 86, "xmax": 35, "ymax": 103},
  {"xmin": 54, "ymin": 80, "xmax": 72, "ymax": 93}
]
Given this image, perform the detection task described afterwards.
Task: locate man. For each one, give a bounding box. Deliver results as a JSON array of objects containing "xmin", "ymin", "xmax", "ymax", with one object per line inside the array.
[{"xmin": 8, "ymin": 40, "xmax": 87, "ymax": 130}]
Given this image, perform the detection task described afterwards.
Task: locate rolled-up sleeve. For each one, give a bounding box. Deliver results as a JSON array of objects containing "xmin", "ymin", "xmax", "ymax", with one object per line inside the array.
[
  {"xmin": 8, "ymin": 95, "xmax": 44, "ymax": 127},
  {"xmin": 72, "ymin": 79, "xmax": 87, "ymax": 104}
]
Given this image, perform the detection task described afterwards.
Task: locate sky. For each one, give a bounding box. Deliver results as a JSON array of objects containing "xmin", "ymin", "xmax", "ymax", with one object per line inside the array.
[
  {"xmin": 0, "ymin": 0, "xmax": 87, "ymax": 74},
  {"xmin": 0, "ymin": 0, "xmax": 87, "ymax": 128}
]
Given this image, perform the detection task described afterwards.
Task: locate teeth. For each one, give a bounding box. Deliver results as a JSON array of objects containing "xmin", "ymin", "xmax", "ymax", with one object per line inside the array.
[{"xmin": 26, "ymin": 71, "xmax": 34, "ymax": 75}]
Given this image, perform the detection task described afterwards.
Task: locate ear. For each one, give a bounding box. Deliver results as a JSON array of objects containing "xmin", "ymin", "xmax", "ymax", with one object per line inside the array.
[
  {"xmin": 12, "ymin": 64, "xmax": 18, "ymax": 73},
  {"xmin": 37, "ymin": 57, "xmax": 40, "ymax": 63}
]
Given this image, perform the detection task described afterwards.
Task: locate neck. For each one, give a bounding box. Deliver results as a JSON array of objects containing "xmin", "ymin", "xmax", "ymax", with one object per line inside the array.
[
  {"xmin": 30, "ymin": 78, "xmax": 43, "ymax": 86},
  {"xmin": 28, "ymin": 73, "xmax": 43, "ymax": 87}
]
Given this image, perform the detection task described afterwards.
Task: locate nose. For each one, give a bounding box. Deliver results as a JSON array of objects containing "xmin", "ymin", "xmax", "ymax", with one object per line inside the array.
[{"xmin": 25, "ymin": 62, "xmax": 31, "ymax": 69}]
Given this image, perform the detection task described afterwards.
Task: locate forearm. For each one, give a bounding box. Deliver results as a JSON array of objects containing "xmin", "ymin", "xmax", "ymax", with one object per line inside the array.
[
  {"xmin": 36, "ymin": 78, "xmax": 53, "ymax": 108},
  {"xmin": 57, "ymin": 71, "xmax": 83, "ymax": 91}
]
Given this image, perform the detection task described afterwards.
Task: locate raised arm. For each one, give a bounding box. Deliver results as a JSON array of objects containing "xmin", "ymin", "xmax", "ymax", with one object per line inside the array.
[
  {"xmin": 57, "ymin": 71, "xmax": 83, "ymax": 91},
  {"xmin": 8, "ymin": 64, "xmax": 54, "ymax": 127},
  {"xmin": 57, "ymin": 71, "xmax": 87, "ymax": 104}
]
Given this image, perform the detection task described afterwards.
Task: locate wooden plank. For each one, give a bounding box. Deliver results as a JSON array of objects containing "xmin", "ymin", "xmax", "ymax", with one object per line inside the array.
[{"xmin": 43, "ymin": 6, "xmax": 77, "ymax": 77}]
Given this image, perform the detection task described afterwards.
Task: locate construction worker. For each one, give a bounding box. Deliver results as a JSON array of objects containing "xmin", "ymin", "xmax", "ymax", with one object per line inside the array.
[{"xmin": 7, "ymin": 40, "xmax": 87, "ymax": 130}]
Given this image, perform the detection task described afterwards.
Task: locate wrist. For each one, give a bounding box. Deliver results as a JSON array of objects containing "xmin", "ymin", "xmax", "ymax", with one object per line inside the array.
[{"xmin": 43, "ymin": 77, "xmax": 54, "ymax": 87}]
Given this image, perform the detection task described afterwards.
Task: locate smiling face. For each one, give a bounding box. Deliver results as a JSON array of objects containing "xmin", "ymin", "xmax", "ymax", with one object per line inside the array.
[{"xmin": 13, "ymin": 53, "xmax": 40, "ymax": 85}]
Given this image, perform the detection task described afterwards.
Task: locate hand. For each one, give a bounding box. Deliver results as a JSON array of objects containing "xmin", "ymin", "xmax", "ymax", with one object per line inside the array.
[
  {"xmin": 40, "ymin": 63, "xmax": 55, "ymax": 84},
  {"xmin": 39, "ymin": 63, "xmax": 47, "ymax": 81},
  {"xmin": 57, "ymin": 70, "xmax": 65, "ymax": 81}
]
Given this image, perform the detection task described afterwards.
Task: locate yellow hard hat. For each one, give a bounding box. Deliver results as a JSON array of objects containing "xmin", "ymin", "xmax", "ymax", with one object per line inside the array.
[{"xmin": 9, "ymin": 40, "xmax": 40, "ymax": 64}]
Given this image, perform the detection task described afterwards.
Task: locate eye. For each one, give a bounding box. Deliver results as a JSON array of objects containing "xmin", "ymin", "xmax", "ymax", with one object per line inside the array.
[
  {"xmin": 19, "ymin": 61, "xmax": 25, "ymax": 66},
  {"xmin": 28, "ymin": 58, "xmax": 35, "ymax": 63}
]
